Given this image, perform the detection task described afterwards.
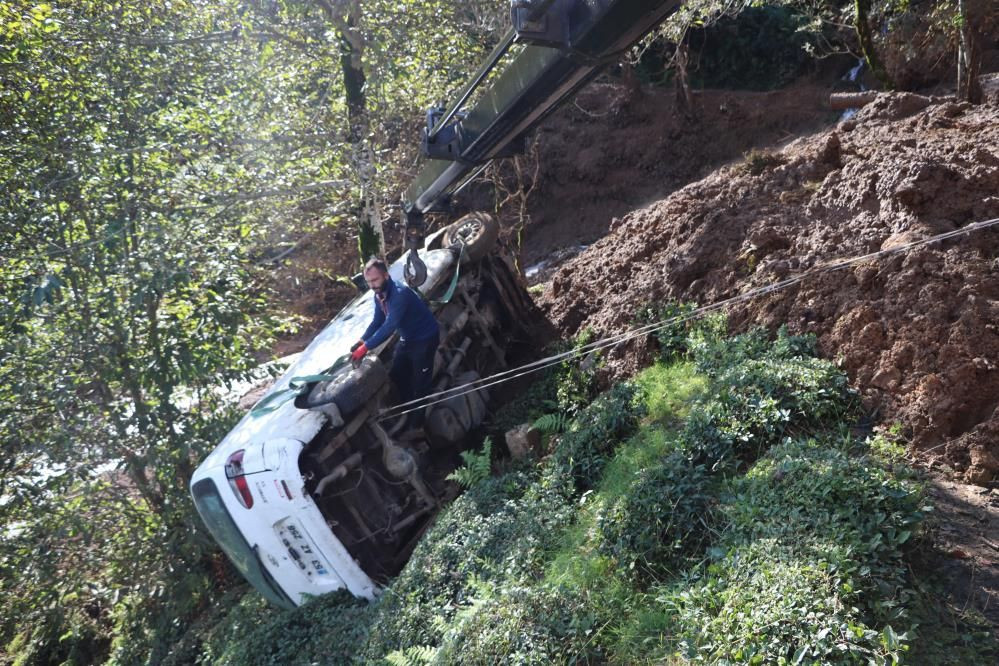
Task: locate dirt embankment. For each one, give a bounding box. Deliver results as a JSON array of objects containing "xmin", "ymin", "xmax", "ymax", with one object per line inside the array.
[
  {"xmin": 512, "ymin": 79, "xmax": 844, "ymax": 268},
  {"xmin": 538, "ymin": 90, "xmax": 999, "ymax": 485}
]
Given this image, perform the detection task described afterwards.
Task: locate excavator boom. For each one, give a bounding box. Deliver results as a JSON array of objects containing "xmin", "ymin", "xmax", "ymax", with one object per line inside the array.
[{"xmin": 401, "ymin": 0, "xmax": 682, "ymax": 284}]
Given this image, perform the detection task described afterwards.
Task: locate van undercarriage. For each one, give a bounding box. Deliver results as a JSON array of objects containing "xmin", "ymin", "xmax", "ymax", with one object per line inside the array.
[{"xmin": 295, "ymin": 246, "xmax": 536, "ymax": 582}]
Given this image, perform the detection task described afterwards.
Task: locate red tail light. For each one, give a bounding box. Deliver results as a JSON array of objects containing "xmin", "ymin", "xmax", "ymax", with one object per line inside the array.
[{"xmin": 225, "ymin": 450, "xmax": 254, "ymax": 509}]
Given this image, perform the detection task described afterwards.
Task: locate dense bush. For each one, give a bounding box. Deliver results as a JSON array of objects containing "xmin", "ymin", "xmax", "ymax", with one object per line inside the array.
[
  {"xmin": 681, "ymin": 326, "xmax": 856, "ymax": 471},
  {"xmin": 433, "ymin": 583, "xmax": 613, "ymax": 665},
  {"xmin": 689, "ymin": 323, "xmax": 816, "ymax": 376},
  {"xmin": 662, "ymin": 437, "xmax": 925, "ymax": 663},
  {"xmin": 668, "ymin": 540, "xmax": 896, "ymax": 663},
  {"xmin": 193, "ymin": 590, "xmax": 374, "ymax": 666},
  {"xmin": 633, "ymin": 301, "xmax": 700, "ymax": 362},
  {"xmin": 727, "ymin": 439, "xmax": 924, "ymax": 625},
  {"xmin": 596, "ymin": 451, "xmax": 715, "ymax": 583},
  {"xmin": 362, "ymin": 470, "xmax": 573, "ymax": 659},
  {"xmin": 548, "ymin": 382, "xmax": 642, "ymax": 491}
]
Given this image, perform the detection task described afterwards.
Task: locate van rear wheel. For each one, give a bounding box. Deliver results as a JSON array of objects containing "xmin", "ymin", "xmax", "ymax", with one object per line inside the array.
[{"xmin": 442, "ymin": 212, "xmax": 499, "ymax": 263}]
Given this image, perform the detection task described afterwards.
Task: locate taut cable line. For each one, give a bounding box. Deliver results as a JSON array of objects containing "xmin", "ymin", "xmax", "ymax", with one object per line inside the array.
[{"xmin": 377, "ymin": 216, "xmax": 999, "ymax": 421}]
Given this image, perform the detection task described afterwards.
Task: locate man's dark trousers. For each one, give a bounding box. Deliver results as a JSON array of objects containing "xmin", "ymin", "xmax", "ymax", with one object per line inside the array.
[{"xmin": 390, "ymin": 335, "xmax": 439, "ymax": 427}]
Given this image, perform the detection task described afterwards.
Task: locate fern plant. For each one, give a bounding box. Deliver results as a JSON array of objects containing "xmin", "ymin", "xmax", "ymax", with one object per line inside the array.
[
  {"xmin": 533, "ymin": 412, "xmax": 569, "ymax": 435},
  {"xmin": 447, "ymin": 437, "xmax": 493, "ymax": 488},
  {"xmin": 385, "ymin": 645, "xmax": 437, "ymax": 666}
]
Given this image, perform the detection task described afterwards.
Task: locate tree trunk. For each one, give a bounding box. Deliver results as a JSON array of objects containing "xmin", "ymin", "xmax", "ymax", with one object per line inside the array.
[
  {"xmin": 338, "ymin": 14, "xmax": 366, "ymax": 142},
  {"xmin": 674, "ymin": 41, "xmax": 693, "ymax": 117},
  {"xmin": 318, "ymin": 0, "xmax": 385, "ymax": 262},
  {"xmin": 957, "ymin": 0, "xmax": 983, "ymax": 104},
  {"xmin": 854, "ymin": 0, "xmax": 894, "ymax": 90}
]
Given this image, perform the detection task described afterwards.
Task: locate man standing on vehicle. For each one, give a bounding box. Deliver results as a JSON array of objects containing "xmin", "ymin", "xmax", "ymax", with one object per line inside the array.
[{"xmin": 351, "ymin": 258, "xmax": 440, "ymax": 427}]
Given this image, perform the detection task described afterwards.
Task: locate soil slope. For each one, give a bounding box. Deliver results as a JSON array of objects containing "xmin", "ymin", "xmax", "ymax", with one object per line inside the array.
[{"xmin": 539, "ymin": 91, "xmax": 999, "ymax": 485}]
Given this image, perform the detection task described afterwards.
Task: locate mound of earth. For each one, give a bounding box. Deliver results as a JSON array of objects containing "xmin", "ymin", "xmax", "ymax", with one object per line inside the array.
[
  {"xmin": 539, "ymin": 92, "xmax": 999, "ymax": 485},
  {"xmin": 500, "ymin": 78, "xmax": 844, "ymax": 268}
]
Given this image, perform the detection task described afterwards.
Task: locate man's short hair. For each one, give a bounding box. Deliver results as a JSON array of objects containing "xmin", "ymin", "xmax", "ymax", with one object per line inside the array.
[{"xmin": 363, "ymin": 257, "xmax": 388, "ymax": 274}]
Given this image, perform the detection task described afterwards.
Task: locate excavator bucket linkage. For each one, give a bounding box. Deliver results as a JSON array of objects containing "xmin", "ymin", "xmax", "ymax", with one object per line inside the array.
[{"xmin": 403, "ymin": 0, "xmax": 682, "ymax": 233}]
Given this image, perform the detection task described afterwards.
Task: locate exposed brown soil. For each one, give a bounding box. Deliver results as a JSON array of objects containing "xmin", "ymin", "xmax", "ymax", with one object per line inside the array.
[
  {"xmin": 516, "ymin": 76, "xmax": 999, "ymax": 637},
  {"xmin": 537, "ymin": 88, "xmax": 999, "ymax": 487},
  {"xmin": 918, "ymin": 470, "xmax": 999, "ymax": 630},
  {"xmin": 503, "ymin": 79, "xmax": 847, "ymax": 268}
]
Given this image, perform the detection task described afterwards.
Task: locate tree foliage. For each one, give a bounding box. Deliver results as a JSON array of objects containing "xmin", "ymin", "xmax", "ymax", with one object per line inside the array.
[{"xmin": 0, "ymin": 0, "xmax": 505, "ymax": 662}]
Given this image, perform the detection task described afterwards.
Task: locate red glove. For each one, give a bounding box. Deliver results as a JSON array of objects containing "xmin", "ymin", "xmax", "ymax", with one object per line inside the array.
[{"xmin": 350, "ymin": 342, "xmax": 368, "ymax": 364}]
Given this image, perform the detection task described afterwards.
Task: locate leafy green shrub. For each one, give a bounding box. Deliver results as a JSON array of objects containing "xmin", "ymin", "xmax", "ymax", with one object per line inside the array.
[
  {"xmin": 662, "ymin": 437, "xmax": 925, "ymax": 664},
  {"xmin": 192, "ymin": 590, "xmax": 373, "ymax": 666},
  {"xmin": 158, "ymin": 586, "xmax": 248, "ymax": 666},
  {"xmin": 867, "ymin": 426, "xmax": 908, "ymax": 465},
  {"xmin": 718, "ymin": 355, "xmax": 855, "ymax": 426},
  {"xmin": 361, "ymin": 470, "xmax": 573, "ymax": 659},
  {"xmin": 433, "ymin": 583, "xmax": 613, "ymax": 664},
  {"xmin": 727, "ymin": 439, "xmax": 924, "ymax": 626},
  {"xmin": 633, "ymin": 301, "xmax": 699, "ymax": 362},
  {"xmin": 596, "ymin": 452, "xmax": 715, "ymax": 583},
  {"xmin": 690, "ymin": 324, "xmax": 812, "ymax": 376},
  {"xmin": 548, "ymin": 383, "xmax": 642, "ymax": 492},
  {"xmin": 555, "ymin": 328, "xmax": 603, "ymax": 416},
  {"xmin": 4, "ymin": 609, "xmax": 108, "ymax": 666},
  {"xmin": 681, "ymin": 326, "xmax": 856, "ymax": 471},
  {"xmin": 666, "ymin": 540, "xmax": 904, "ymax": 664}
]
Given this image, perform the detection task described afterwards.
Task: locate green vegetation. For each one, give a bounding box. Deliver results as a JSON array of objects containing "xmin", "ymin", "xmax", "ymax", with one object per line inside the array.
[
  {"xmin": 176, "ymin": 315, "xmax": 997, "ymax": 664},
  {"xmin": 488, "ymin": 328, "xmax": 606, "ymax": 437},
  {"xmin": 685, "ymin": 6, "xmax": 824, "ymax": 90},
  {"xmin": 0, "ymin": 1, "xmax": 504, "ymax": 663},
  {"xmin": 447, "ymin": 437, "xmax": 494, "ymax": 489},
  {"xmin": 742, "ymin": 148, "xmax": 788, "ymax": 175},
  {"xmin": 638, "ymin": 0, "xmax": 988, "ymax": 97},
  {"xmin": 3, "ymin": 0, "xmax": 994, "ymax": 662}
]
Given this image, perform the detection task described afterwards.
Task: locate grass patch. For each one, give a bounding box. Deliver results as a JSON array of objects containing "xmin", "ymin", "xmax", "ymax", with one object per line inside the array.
[
  {"xmin": 742, "ymin": 148, "xmax": 787, "ymax": 175},
  {"xmin": 634, "ymin": 361, "xmax": 707, "ymax": 425}
]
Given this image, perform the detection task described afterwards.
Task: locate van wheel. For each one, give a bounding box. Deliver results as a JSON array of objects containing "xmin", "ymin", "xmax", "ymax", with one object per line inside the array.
[
  {"xmin": 299, "ymin": 356, "xmax": 388, "ymax": 416},
  {"xmin": 442, "ymin": 212, "xmax": 499, "ymax": 263}
]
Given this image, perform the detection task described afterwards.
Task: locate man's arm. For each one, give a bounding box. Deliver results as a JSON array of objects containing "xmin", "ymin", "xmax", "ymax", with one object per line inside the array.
[
  {"xmin": 363, "ymin": 293, "xmax": 408, "ymax": 349},
  {"xmin": 361, "ymin": 298, "xmax": 385, "ymax": 343}
]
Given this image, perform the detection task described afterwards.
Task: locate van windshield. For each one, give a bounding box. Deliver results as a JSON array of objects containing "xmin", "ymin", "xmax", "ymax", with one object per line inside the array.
[{"xmin": 191, "ymin": 478, "xmax": 294, "ymax": 609}]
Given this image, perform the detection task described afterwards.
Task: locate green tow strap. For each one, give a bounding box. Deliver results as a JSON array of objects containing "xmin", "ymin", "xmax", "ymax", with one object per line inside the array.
[
  {"xmin": 429, "ymin": 243, "xmax": 463, "ymax": 305},
  {"xmin": 249, "ymin": 354, "xmax": 351, "ymax": 417}
]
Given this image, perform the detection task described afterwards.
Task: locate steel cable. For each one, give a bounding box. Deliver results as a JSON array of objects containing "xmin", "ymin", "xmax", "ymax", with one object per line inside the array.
[{"xmin": 377, "ymin": 216, "xmax": 999, "ymax": 421}]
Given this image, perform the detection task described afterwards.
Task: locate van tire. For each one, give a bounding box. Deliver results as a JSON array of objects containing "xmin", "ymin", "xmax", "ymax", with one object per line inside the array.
[
  {"xmin": 300, "ymin": 356, "xmax": 387, "ymax": 416},
  {"xmin": 442, "ymin": 212, "xmax": 499, "ymax": 263}
]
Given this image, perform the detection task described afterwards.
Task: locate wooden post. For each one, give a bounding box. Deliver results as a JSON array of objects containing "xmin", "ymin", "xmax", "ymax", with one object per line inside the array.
[{"xmin": 829, "ymin": 91, "xmax": 879, "ymax": 111}]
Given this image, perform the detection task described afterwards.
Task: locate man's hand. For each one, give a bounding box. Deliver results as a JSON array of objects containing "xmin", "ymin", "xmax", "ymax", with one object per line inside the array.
[
  {"xmin": 350, "ymin": 340, "xmax": 364, "ymax": 352},
  {"xmin": 350, "ymin": 342, "xmax": 368, "ymax": 366}
]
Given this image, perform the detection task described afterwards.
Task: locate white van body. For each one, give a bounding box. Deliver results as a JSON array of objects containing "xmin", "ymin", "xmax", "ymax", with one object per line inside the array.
[{"xmin": 191, "ymin": 217, "xmax": 533, "ymax": 607}]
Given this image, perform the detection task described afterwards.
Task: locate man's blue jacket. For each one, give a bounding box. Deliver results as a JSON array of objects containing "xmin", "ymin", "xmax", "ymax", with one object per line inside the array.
[{"xmin": 361, "ymin": 277, "xmax": 440, "ymax": 349}]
